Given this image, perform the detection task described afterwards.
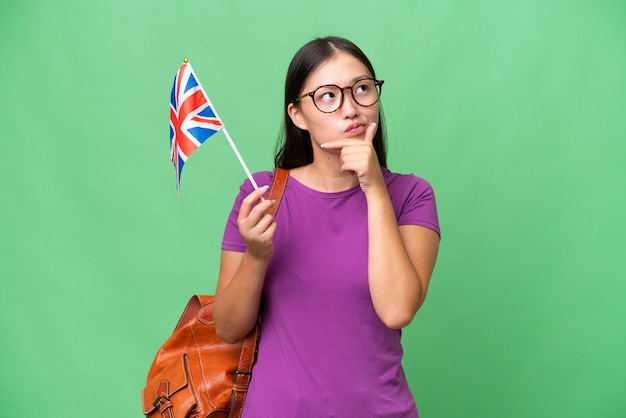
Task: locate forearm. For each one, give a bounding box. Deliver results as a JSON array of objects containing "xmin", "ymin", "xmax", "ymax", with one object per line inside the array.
[
  {"xmin": 213, "ymin": 251, "xmax": 268, "ymax": 343},
  {"xmin": 366, "ymin": 187, "xmax": 423, "ymax": 328}
]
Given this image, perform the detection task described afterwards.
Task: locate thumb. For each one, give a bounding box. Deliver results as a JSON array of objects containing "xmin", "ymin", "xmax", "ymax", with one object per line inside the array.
[{"xmin": 364, "ymin": 123, "xmax": 377, "ymax": 143}]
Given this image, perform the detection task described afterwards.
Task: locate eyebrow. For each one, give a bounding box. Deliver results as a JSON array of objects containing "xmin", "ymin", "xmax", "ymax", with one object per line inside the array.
[{"xmin": 313, "ymin": 75, "xmax": 373, "ymax": 90}]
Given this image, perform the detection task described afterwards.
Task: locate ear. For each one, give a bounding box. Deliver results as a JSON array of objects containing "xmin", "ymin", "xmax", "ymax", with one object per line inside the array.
[{"xmin": 287, "ymin": 103, "xmax": 308, "ymax": 131}]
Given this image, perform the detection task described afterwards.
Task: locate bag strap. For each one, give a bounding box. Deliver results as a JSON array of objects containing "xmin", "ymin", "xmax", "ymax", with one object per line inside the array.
[
  {"xmin": 231, "ymin": 167, "xmax": 289, "ymax": 417},
  {"xmin": 266, "ymin": 167, "xmax": 289, "ymax": 217}
]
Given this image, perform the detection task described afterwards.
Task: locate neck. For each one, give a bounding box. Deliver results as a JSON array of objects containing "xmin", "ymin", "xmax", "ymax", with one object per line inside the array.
[{"xmin": 291, "ymin": 157, "xmax": 359, "ymax": 193}]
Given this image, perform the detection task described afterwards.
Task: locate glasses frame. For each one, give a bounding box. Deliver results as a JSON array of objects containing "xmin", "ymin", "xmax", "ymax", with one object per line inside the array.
[{"xmin": 294, "ymin": 77, "xmax": 385, "ymax": 113}]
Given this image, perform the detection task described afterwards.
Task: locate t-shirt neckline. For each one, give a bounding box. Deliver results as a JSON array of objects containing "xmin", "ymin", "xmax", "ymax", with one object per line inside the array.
[{"xmin": 284, "ymin": 172, "xmax": 363, "ymax": 199}]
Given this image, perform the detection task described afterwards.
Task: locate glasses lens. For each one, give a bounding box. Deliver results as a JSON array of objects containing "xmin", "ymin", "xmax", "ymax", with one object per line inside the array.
[
  {"xmin": 310, "ymin": 79, "xmax": 382, "ymax": 113},
  {"xmin": 313, "ymin": 85, "xmax": 342, "ymax": 113},
  {"xmin": 352, "ymin": 79, "xmax": 380, "ymax": 107}
]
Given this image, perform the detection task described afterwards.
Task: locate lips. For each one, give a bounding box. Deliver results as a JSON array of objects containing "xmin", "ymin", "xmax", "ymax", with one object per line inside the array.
[{"xmin": 345, "ymin": 123, "xmax": 365, "ymax": 135}]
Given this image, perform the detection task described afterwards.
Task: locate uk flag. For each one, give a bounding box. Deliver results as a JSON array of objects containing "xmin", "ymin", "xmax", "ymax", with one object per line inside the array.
[{"xmin": 170, "ymin": 60, "xmax": 223, "ymax": 192}]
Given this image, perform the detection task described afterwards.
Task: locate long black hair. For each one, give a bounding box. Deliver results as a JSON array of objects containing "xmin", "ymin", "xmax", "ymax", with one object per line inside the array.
[{"xmin": 274, "ymin": 36, "xmax": 387, "ymax": 169}]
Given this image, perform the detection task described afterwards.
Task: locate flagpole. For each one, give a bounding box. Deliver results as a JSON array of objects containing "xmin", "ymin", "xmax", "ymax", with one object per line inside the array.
[{"xmin": 221, "ymin": 126, "xmax": 261, "ymax": 191}]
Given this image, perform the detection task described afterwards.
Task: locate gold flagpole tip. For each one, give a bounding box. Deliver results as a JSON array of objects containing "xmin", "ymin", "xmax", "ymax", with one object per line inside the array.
[{"xmin": 183, "ymin": 58, "xmax": 189, "ymax": 64}]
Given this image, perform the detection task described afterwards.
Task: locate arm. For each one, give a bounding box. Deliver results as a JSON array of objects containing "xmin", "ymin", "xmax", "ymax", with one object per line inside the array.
[
  {"xmin": 322, "ymin": 124, "xmax": 440, "ymax": 328},
  {"xmin": 365, "ymin": 188, "xmax": 440, "ymax": 328},
  {"xmin": 213, "ymin": 186, "xmax": 277, "ymax": 343}
]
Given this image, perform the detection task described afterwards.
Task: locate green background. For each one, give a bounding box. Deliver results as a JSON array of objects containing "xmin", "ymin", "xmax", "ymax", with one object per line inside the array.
[{"xmin": 2, "ymin": 1, "xmax": 625, "ymax": 417}]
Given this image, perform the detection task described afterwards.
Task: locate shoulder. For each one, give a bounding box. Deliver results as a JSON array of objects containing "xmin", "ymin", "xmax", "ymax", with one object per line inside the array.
[
  {"xmin": 237, "ymin": 170, "xmax": 276, "ymax": 193},
  {"xmin": 382, "ymin": 167, "xmax": 440, "ymax": 234},
  {"xmin": 382, "ymin": 167, "xmax": 435, "ymax": 200}
]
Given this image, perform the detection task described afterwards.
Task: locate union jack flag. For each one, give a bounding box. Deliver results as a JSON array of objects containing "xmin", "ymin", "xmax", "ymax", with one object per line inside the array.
[{"xmin": 170, "ymin": 60, "xmax": 223, "ymax": 192}]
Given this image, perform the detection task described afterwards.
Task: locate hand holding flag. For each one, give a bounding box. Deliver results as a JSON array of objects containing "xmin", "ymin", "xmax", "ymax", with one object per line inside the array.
[{"xmin": 169, "ymin": 59, "xmax": 259, "ymax": 194}]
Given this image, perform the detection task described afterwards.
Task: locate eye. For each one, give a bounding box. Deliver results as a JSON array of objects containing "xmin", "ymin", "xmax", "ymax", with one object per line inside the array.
[
  {"xmin": 354, "ymin": 80, "xmax": 372, "ymax": 95},
  {"xmin": 315, "ymin": 86, "xmax": 339, "ymax": 103}
]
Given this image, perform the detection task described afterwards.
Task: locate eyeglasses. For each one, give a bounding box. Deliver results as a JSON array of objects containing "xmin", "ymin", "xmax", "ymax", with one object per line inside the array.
[{"xmin": 294, "ymin": 77, "xmax": 384, "ymax": 113}]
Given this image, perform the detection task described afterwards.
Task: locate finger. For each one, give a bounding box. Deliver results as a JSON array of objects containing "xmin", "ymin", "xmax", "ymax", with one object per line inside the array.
[
  {"xmin": 251, "ymin": 199, "xmax": 276, "ymax": 219},
  {"xmin": 259, "ymin": 217, "xmax": 278, "ymax": 239},
  {"xmin": 321, "ymin": 139, "xmax": 364, "ymax": 149},
  {"xmin": 250, "ymin": 212, "xmax": 276, "ymax": 236},
  {"xmin": 239, "ymin": 210, "xmax": 276, "ymax": 246},
  {"xmin": 364, "ymin": 122, "xmax": 377, "ymax": 144},
  {"xmin": 238, "ymin": 185, "xmax": 269, "ymax": 220},
  {"xmin": 340, "ymin": 145, "xmax": 378, "ymax": 175},
  {"xmin": 245, "ymin": 218, "xmax": 278, "ymax": 257},
  {"xmin": 245, "ymin": 212, "xmax": 278, "ymax": 242}
]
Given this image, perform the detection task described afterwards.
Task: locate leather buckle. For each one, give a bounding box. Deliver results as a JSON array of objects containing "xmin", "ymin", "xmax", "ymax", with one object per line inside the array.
[
  {"xmin": 233, "ymin": 370, "xmax": 252, "ymax": 388},
  {"xmin": 153, "ymin": 394, "xmax": 170, "ymax": 408}
]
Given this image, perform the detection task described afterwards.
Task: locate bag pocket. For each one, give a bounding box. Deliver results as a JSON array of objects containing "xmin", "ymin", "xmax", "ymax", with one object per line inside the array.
[{"xmin": 142, "ymin": 354, "xmax": 197, "ymax": 417}]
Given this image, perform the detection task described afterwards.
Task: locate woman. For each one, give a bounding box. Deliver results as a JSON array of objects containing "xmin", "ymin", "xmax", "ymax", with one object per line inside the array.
[{"xmin": 213, "ymin": 36, "xmax": 440, "ymax": 417}]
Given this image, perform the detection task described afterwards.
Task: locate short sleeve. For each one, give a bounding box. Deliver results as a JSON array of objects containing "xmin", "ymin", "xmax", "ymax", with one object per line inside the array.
[{"xmin": 384, "ymin": 168, "xmax": 440, "ymax": 237}]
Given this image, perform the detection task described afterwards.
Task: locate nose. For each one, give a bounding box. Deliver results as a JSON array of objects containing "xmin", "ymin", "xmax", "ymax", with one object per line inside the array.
[{"xmin": 339, "ymin": 87, "xmax": 359, "ymax": 117}]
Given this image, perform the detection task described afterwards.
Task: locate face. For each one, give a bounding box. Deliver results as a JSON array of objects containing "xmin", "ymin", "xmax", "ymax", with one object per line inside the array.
[{"xmin": 287, "ymin": 51, "xmax": 380, "ymax": 148}]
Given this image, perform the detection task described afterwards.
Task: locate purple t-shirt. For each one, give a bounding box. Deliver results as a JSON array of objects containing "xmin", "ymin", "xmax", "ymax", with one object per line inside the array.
[{"xmin": 222, "ymin": 167, "xmax": 439, "ymax": 417}]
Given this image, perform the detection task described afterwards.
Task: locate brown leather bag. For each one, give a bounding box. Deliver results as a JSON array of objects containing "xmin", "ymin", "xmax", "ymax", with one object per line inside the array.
[{"xmin": 142, "ymin": 168, "xmax": 289, "ymax": 418}]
